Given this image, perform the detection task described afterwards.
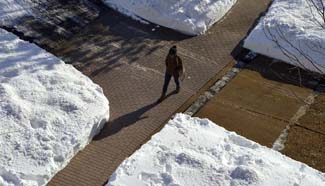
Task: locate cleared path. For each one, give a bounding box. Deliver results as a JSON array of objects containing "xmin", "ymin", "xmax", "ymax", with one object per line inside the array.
[{"xmin": 1, "ymin": 0, "xmax": 271, "ymax": 185}]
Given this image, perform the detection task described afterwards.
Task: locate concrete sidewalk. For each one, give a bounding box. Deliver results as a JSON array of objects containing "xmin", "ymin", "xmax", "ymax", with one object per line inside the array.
[
  {"xmin": 195, "ymin": 55, "xmax": 325, "ymax": 172},
  {"xmin": 283, "ymin": 93, "xmax": 325, "ymax": 172}
]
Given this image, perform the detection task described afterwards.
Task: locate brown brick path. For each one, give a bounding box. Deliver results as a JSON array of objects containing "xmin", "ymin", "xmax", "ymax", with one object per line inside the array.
[
  {"xmin": 47, "ymin": 1, "xmax": 271, "ymax": 185},
  {"xmin": 1, "ymin": 0, "xmax": 271, "ymax": 185}
]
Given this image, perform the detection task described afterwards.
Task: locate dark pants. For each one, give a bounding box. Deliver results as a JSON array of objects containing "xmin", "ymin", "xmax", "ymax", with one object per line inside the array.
[{"xmin": 162, "ymin": 72, "xmax": 180, "ymax": 93}]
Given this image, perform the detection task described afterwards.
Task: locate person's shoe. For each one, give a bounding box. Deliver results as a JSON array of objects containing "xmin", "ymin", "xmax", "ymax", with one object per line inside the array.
[
  {"xmin": 175, "ymin": 86, "xmax": 180, "ymax": 93},
  {"xmin": 157, "ymin": 93, "xmax": 166, "ymax": 103},
  {"xmin": 157, "ymin": 97, "xmax": 163, "ymax": 103}
]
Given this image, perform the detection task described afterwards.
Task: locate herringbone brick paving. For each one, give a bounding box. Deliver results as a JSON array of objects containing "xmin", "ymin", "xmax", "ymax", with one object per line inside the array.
[
  {"xmin": 1, "ymin": 0, "xmax": 270, "ymax": 185},
  {"xmin": 49, "ymin": 1, "xmax": 270, "ymax": 185}
]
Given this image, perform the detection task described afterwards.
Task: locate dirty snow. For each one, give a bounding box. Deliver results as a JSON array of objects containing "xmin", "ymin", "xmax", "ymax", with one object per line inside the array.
[
  {"xmin": 107, "ymin": 113, "xmax": 325, "ymax": 186},
  {"xmin": 0, "ymin": 28, "xmax": 109, "ymax": 186},
  {"xmin": 102, "ymin": 0, "xmax": 237, "ymax": 35},
  {"xmin": 244, "ymin": 0, "xmax": 325, "ymax": 74}
]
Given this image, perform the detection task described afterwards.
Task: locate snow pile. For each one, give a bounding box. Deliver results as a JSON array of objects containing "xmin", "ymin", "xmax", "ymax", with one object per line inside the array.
[
  {"xmin": 102, "ymin": 0, "xmax": 237, "ymax": 35},
  {"xmin": 107, "ymin": 114, "xmax": 325, "ymax": 186},
  {"xmin": 0, "ymin": 28, "xmax": 109, "ymax": 186},
  {"xmin": 244, "ymin": 0, "xmax": 325, "ymax": 74}
]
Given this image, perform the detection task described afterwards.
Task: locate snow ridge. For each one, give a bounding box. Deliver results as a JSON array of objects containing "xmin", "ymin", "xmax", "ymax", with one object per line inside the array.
[
  {"xmin": 0, "ymin": 28, "xmax": 109, "ymax": 186},
  {"xmin": 244, "ymin": 0, "xmax": 325, "ymax": 74},
  {"xmin": 107, "ymin": 114, "xmax": 325, "ymax": 186},
  {"xmin": 102, "ymin": 0, "xmax": 237, "ymax": 35}
]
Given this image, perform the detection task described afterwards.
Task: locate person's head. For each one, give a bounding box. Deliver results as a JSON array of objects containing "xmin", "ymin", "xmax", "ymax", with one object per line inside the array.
[{"xmin": 169, "ymin": 45, "xmax": 177, "ymax": 56}]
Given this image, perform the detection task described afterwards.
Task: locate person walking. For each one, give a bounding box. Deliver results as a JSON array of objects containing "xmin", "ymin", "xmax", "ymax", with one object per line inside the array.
[{"xmin": 157, "ymin": 45, "xmax": 183, "ymax": 103}]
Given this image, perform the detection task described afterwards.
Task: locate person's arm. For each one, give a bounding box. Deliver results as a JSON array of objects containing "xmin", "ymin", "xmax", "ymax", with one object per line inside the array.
[{"xmin": 177, "ymin": 56, "xmax": 183, "ymax": 71}]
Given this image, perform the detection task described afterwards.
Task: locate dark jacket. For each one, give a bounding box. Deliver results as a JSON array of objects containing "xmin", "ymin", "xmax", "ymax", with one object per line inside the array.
[{"xmin": 165, "ymin": 54, "xmax": 183, "ymax": 76}]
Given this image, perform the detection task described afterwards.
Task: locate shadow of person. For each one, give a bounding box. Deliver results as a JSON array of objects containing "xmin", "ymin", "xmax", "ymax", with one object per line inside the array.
[{"xmin": 94, "ymin": 90, "xmax": 177, "ymax": 140}]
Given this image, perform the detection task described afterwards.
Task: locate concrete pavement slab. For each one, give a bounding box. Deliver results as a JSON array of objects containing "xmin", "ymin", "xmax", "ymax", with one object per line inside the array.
[
  {"xmin": 283, "ymin": 126, "xmax": 325, "ymax": 172},
  {"xmin": 195, "ymin": 97, "xmax": 289, "ymax": 147},
  {"xmin": 199, "ymin": 68, "xmax": 312, "ymax": 121},
  {"xmin": 299, "ymin": 94, "xmax": 325, "ymax": 134}
]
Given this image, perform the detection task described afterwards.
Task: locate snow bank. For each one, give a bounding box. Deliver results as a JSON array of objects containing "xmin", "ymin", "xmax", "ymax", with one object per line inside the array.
[
  {"xmin": 244, "ymin": 0, "xmax": 325, "ymax": 74},
  {"xmin": 107, "ymin": 114, "xmax": 325, "ymax": 186},
  {"xmin": 102, "ymin": 0, "xmax": 237, "ymax": 35},
  {"xmin": 0, "ymin": 28, "xmax": 109, "ymax": 186}
]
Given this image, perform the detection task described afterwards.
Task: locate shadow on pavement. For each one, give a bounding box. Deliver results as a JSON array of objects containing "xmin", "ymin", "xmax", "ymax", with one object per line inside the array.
[
  {"xmin": 231, "ymin": 43, "xmax": 322, "ymax": 91},
  {"xmin": 1, "ymin": 0, "xmax": 191, "ymax": 76},
  {"xmin": 246, "ymin": 55, "xmax": 322, "ymax": 90},
  {"xmin": 94, "ymin": 91, "xmax": 177, "ymax": 140},
  {"xmin": 230, "ymin": 0, "xmax": 273, "ymax": 60},
  {"xmin": 229, "ymin": 0, "xmax": 323, "ymax": 91}
]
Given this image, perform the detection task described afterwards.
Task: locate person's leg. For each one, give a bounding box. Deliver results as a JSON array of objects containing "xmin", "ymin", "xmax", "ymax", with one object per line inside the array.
[
  {"xmin": 160, "ymin": 72, "xmax": 171, "ymax": 100},
  {"xmin": 173, "ymin": 74, "xmax": 180, "ymax": 93}
]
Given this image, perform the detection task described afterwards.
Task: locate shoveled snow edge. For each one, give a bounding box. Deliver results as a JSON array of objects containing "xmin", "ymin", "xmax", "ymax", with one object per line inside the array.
[{"xmin": 107, "ymin": 113, "xmax": 325, "ymax": 186}]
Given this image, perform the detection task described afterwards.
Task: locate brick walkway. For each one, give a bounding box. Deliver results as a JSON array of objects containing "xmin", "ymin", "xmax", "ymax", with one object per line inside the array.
[{"xmin": 1, "ymin": 0, "xmax": 271, "ymax": 185}]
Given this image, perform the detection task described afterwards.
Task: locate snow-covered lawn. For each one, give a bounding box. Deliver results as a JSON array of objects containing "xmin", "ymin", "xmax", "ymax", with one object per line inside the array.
[
  {"xmin": 107, "ymin": 114, "xmax": 325, "ymax": 186},
  {"xmin": 0, "ymin": 28, "xmax": 109, "ymax": 186},
  {"xmin": 102, "ymin": 0, "xmax": 237, "ymax": 35},
  {"xmin": 244, "ymin": 0, "xmax": 325, "ymax": 74}
]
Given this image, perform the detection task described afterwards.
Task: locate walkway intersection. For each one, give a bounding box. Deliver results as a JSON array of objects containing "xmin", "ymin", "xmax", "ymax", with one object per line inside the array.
[
  {"xmin": 46, "ymin": 1, "xmax": 271, "ymax": 185},
  {"xmin": 6, "ymin": 0, "xmax": 313, "ymax": 185}
]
